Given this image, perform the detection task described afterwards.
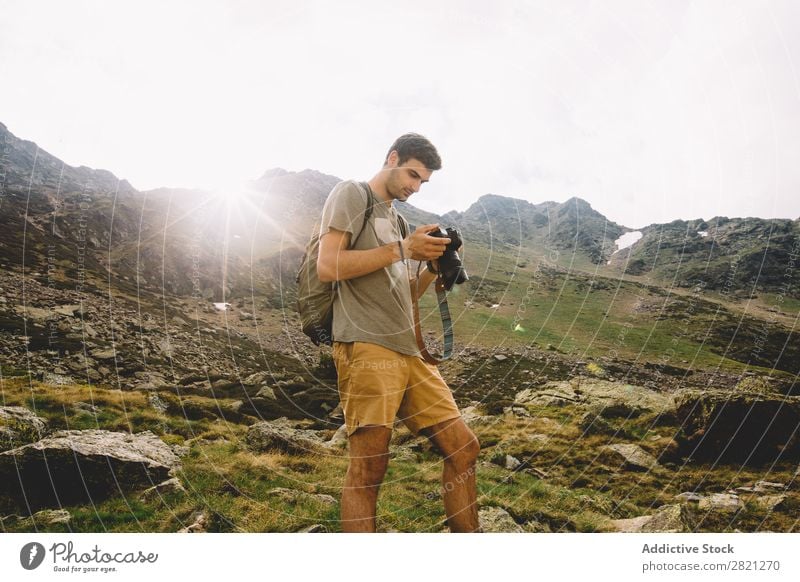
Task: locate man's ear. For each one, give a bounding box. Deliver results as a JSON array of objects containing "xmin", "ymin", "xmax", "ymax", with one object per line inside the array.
[{"xmin": 386, "ymin": 150, "xmax": 399, "ymax": 168}]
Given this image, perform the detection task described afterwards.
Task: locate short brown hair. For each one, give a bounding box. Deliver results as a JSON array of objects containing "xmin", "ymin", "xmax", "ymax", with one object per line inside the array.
[{"xmin": 385, "ymin": 133, "xmax": 442, "ymax": 171}]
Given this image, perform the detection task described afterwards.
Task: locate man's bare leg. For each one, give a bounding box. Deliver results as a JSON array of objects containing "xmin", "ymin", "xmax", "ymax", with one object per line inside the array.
[
  {"xmin": 422, "ymin": 417, "xmax": 481, "ymax": 532},
  {"xmin": 341, "ymin": 425, "xmax": 392, "ymax": 532}
]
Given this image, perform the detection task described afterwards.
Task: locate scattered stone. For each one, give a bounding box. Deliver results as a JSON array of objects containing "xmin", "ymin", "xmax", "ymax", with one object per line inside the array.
[
  {"xmin": 140, "ymin": 477, "xmax": 187, "ymax": 501},
  {"xmin": 148, "ymin": 392, "xmax": 169, "ymax": 413},
  {"xmin": 178, "ymin": 511, "xmax": 208, "ymax": 533},
  {"xmin": 753, "ymin": 495, "xmax": 787, "ymax": 512},
  {"xmin": 246, "ymin": 418, "xmax": 329, "ymax": 455},
  {"xmin": 297, "ymin": 523, "xmax": 328, "ymax": 533},
  {"xmin": 267, "ymin": 488, "xmax": 338, "ymax": 506},
  {"xmin": 0, "ymin": 406, "xmax": 48, "ymax": 451},
  {"xmin": 326, "ymin": 424, "xmax": 348, "ymax": 449},
  {"xmin": 478, "ymin": 506, "xmax": 523, "ymax": 532},
  {"xmin": 505, "ymin": 454, "xmax": 522, "ymax": 471},
  {"xmin": 243, "ymin": 372, "xmax": 270, "ymax": 386},
  {"xmin": 605, "ymin": 444, "xmax": 662, "ymax": 471},
  {"xmin": 17, "ymin": 509, "xmax": 72, "ymax": 528},
  {"xmin": 675, "ymin": 492, "xmax": 703, "ymax": 503},
  {"xmin": 493, "ymin": 354, "xmax": 508, "ymax": 362},
  {"xmin": 611, "ymin": 504, "xmax": 692, "ymax": 533},
  {"xmin": 698, "ymin": 493, "xmax": 743, "ymax": 513},
  {"xmin": 256, "ymin": 386, "xmax": 277, "ymax": 400},
  {"xmin": 90, "ymin": 349, "xmax": 117, "ymax": 360}
]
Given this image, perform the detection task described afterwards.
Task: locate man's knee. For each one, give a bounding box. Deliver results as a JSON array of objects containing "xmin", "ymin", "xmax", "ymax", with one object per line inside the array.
[
  {"xmin": 348, "ymin": 453, "xmax": 389, "ymax": 486},
  {"xmin": 449, "ymin": 430, "xmax": 480, "ymax": 467}
]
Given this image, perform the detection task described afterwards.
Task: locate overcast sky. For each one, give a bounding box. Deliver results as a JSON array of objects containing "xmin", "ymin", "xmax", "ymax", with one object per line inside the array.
[{"xmin": 1, "ymin": 0, "xmax": 799, "ymax": 228}]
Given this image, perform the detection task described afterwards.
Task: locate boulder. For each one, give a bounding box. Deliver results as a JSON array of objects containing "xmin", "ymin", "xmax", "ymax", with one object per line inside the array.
[
  {"xmin": 674, "ymin": 390, "xmax": 800, "ymax": 464},
  {"xmin": 0, "ymin": 430, "xmax": 180, "ymax": 511},
  {"xmin": 0, "ymin": 407, "xmax": 48, "ymax": 451}
]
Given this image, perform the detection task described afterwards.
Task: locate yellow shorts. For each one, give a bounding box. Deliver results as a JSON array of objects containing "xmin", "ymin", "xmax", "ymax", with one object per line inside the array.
[{"xmin": 332, "ymin": 341, "xmax": 461, "ymax": 437}]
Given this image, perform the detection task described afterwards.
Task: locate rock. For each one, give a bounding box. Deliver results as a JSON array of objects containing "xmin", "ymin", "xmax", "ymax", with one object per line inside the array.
[
  {"xmin": 505, "ymin": 455, "xmax": 522, "ymax": 471},
  {"xmin": 256, "ymin": 386, "xmax": 277, "ymax": 400},
  {"xmin": 53, "ymin": 304, "xmax": 81, "ymax": 317},
  {"xmin": 605, "ymin": 444, "xmax": 662, "ymax": 471},
  {"xmin": 178, "ymin": 511, "xmax": 208, "ymax": 533},
  {"xmin": 90, "ymin": 349, "xmax": 117, "ymax": 360},
  {"xmin": 297, "ymin": 523, "xmax": 328, "ymax": 532},
  {"xmin": 0, "ymin": 407, "xmax": 48, "ymax": 451},
  {"xmin": 326, "ymin": 424, "xmax": 348, "ymax": 449},
  {"xmin": 243, "ymin": 372, "xmax": 270, "ymax": 386},
  {"xmin": 493, "ymin": 354, "xmax": 508, "ymax": 362},
  {"xmin": 267, "ymin": 487, "xmax": 338, "ymax": 506},
  {"xmin": 14, "ymin": 305, "xmax": 56, "ymax": 322},
  {"xmin": 17, "ymin": 509, "xmax": 72, "ymax": 528},
  {"xmin": 148, "ymin": 392, "xmax": 169, "ymax": 413},
  {"xmin": 460, "ymin": 406, "xmax": 497, "ymax": 427},
  {"xmin": 753, "ymin": 494, "xmax": 787, "ymax": 511},
  {"xmin": 140, "ymin": 477, "xmax": 187, "ymax": 501},
  {"xmin": 612, "ymin": 504, "xmax": 692, "ymax": 533},
  {"xmin": 246, "ymin": 419, "xmax": 328, "ymax": 455},
  {"xmin": 698, "ymin": 493, "xmax": 743, "ymax": 512},
  {"xmin": 675, "ymin": 492, "xmax": 703, "ymax": 503},
  {"xmin": 478, "ymin": 506, "xmax": 523, "ymax": 532},
  {"xmin": 674, "ymin": 390, "xmax": 800, "ymax": 464},
  {"xmin": 0, "ymin": 429, "xmax": 180, "ymax": 511}
]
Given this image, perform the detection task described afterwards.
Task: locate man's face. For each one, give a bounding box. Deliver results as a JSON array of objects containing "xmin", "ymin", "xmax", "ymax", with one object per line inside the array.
[{"xmin": 384, "ymin": 152, "xmax": 433, "ymax": 203}]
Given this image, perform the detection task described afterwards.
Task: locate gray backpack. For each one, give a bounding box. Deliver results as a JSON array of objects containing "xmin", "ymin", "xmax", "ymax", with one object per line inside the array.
[{"xmin": 296, "ymin": 182, "xmax": 382, "ymax": 345}]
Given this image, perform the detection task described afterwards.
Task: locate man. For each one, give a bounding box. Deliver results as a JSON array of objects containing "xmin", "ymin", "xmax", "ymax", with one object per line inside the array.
[{"xmin": 317, "ymin": 133, "xmax": 481, "ymax": 533}]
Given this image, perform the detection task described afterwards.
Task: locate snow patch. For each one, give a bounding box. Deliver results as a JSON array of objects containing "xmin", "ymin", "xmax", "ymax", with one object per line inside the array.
[
  {"xmin": 698, "ymin": 231, "xmax": 708, "ymax": 237},
  {"xmin": 614, "ymin": 231, "xmax": 642, "ymax": 252}
]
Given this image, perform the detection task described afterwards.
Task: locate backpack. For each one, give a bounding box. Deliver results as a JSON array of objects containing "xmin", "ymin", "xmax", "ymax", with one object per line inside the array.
[{"xmin": 296, "ymin": 182, "xmax": 407, "ymax": 346}]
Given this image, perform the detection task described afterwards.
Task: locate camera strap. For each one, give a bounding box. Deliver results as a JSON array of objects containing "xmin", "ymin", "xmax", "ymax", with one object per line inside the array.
[{"xmin": 410, "ymin": 270, "xmax": 454, "ymax": 365}]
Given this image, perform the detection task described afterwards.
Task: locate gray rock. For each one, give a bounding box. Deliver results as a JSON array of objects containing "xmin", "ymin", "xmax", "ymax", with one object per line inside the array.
[
  {"xmin": 698, "ymin": 493, "xmax": 743, "ymax": 512},
  {"xmin": 478, "ymin": 506, "xmax": 523, "ymax": 532},
  {"xmin": 255, "ymin": 386, "xmax": 277, "ymax": 400},
  {"xmin": 17, "ymin": 509, "xmax": 72, "ymax": 528},
  {"xmin": 297, "ymin": 523, "xmax": 328, "ymax": 533},
  {"xmin": 0, "ymin": 429, "xmax": 180, "ymax": 510},
  {"xmin": 612, "ymin": 504, "xmax": 692, "ymax": 533},
  {"xmin": 243, "ymin": 372, "xmax": 270, "ymax": 386},
  {"xmin": 493, "ymin": 354, "xmax": 508, "ymax": 362},
  {"xmin": 178, "ymin": 511, "xmax": 208, "ymax": 533},
  {"xmin": 246, "ymin": 419, "xmax": 328, "ymax": 455},
  {"xmin": 605, "ymin": 444, "xmax": 661, "ymax": 471},
  {"xmin": 505, "ymin": 455, "xmax": 522, "ymax": 471},
  {"xmin": 140, "ymin": 477, "xmax": 186, "ymax": 501},
  {"xmin": 326, "ymin": 424, "xmax": 348, "ymax": 449},
  {"xmin": 0, "ymin": 406, "xmax": 48, "ymax": 451},
  {"xmin": 267, "ymin": 487, "xmax": 338, "ymax": 506},
  {"xmin": 753, "ymin": 494, "xmax": 787, "ymax": 511},
  {"xmin": 675, "ymin": 492, "xmax": 703, "ymax": 503}
]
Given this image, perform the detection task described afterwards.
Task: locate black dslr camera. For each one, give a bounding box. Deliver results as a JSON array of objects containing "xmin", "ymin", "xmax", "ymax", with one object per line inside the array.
[{"xmin": 429, "ymin": 227, "xmax": 469, "ymax": 291}]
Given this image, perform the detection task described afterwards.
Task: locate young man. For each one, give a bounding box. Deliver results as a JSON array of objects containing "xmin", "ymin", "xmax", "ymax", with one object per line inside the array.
[{"xmin": 317, "ymin": 133, "xmax": 481, "ymax": 533}]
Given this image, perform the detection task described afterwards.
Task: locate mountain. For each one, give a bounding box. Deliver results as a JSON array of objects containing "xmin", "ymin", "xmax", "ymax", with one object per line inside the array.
[{"xmin": 1, "ymin": 121, "xmax": 798, "ymax": 379}]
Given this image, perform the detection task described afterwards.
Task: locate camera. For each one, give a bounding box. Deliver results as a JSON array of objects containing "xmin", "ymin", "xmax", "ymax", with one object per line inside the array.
[{"xmin": 429, "ymin": 227, "xmax": 468, "ymax": 291}]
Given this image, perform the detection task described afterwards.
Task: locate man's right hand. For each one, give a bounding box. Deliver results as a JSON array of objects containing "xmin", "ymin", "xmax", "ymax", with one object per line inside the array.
[{"xmin": 403, "ymin": 224, "xmax": 450, "ymax": 262}]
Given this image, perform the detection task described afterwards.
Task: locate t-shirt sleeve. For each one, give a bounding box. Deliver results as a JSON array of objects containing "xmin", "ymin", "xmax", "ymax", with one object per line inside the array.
[{"xmin": 319, "ymin": 181, "xmax": 368, "ymax": 239}]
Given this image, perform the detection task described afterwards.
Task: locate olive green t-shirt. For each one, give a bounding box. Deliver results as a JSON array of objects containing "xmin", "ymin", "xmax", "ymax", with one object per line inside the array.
[{"xmin": 318, "ymin": 180, "xmax": 419, "ymax": 356}]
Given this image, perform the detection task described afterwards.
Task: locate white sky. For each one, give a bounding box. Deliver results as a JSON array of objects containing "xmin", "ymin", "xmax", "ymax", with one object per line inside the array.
[{"xmin": 1, "ymin": 0, "xmax": 799, "ymax": 228}]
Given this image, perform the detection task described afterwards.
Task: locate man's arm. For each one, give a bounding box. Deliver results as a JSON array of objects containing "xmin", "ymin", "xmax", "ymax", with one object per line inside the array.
[
  {"xmin": 408, "ymin": 263, "xmax": 438, "ymax": 300},
  {"xmin": 317, "ymin": 223, "xmax": 450, "ymax": 283},
  {"xmin": 317, "ymin": 228, "xmax": 400, "ymax": 283}
]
